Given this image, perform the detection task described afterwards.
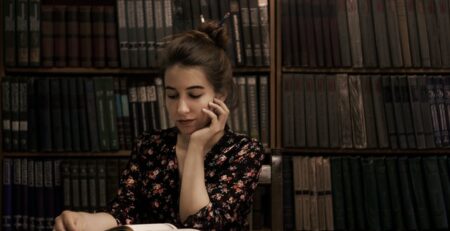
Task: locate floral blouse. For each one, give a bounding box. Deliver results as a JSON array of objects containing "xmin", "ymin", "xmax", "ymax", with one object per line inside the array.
[{"xmin": 107, "ymin": 126, "xmax": 265, "ymax": 230}]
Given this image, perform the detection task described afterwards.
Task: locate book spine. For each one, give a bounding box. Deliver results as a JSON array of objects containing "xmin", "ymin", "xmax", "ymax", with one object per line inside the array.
[
  {"xmin": 385, "ymin": 0, "xmax": 403, "ymax": 67},
  {"xmin": 113, "ymin": 78, "xmax": 125, "ymax": 150},
  {"xmin": 346, "ymin": 0, "xmax": 363, "ymax": 67},
  {"xmin": 405, "ymin": 0, "xmax": 422, "ymax": 67},
  {"xmin": 27, "ymin": 159, "xmax": 35, "ymax": 230},
  {"xmin": 11, "ymin": 77, "xmax": 20, "ymax": 151},
  {"xmin": 29, "ymin": 0, "xmax": 40, "ymax": 66},
  {"xmin": 391, "ymin": 76, "xmax": 408, "ymax": 149},
  {"xmin": 418, "ymin": 76, "xmax": 435, "ymax": 148},
  {"xmin": 127, "ymin": 0, "xmax": 139, "ymax": 67},
  {"xmin": 87, "ymin": 160, "xmax": 98, "ymax": 211},
  {"xmin": 371, "ymin": 0, "xmax": 391, "ymax": 67},
  {"xmin": 50, "ymin": 78, "xmax": 64, "ymax": 151},
  {"xmin": 238, "ymin": 76, "xmax": 249, "ymax": 135},
  {"xmin": 105, "ymin": 6, "xmax": 119, "ymax": 67},
  {"xmin": 241, "ymin": 0, "xmax": 255, "ymax": 66},
  {"xmin": 361, "ymin": 75, "xmax": 377, "ymax": 148},
  {"xmin": 385, "ymin": 157, "xmax": 406, "ymax": 230},
  {"xmin": 337, "ymin": 74, "xmax": 352, "ymax": 148},
  {"xmin": 424, "ymin": 0, "xmax": 442, "ymax": 67},
  {"xmin": 336, "ymin": 0, "xmax": 352, "ymax": 67},
  {"xmin": 92, "ymin": 6, "xmax": 106, "ymax": 67},
  {"xmin": 293, "ymin": 74, "xmax": 306, "ymax": 147},
  {"xmin": 79, "ymin": 6, "xmax": 93, "ymax": 67},
  {"xmin": 77, "ymin": 78, "xmax": 90, "ymax": 151},
  {"xmin": 144, "ymin": 0, "xmax": 156, "ymax": 67},
  {"xmin": 408, "ymin": 75, "xmax": 426, "ymax": 149},
  {"xmin": 396, "ymin": 0, "xmax": 412, "ymax": 67},
  {"xmin": 349, "ymin": 156, "xmax": 366, "ymax": 229},
  {"xmin": 258, "ymin": 74, "xmax": 270, "ymax": 146},
  {"xmin": 435, "ymin": 76, "xmax": 450, "ymax": 146},
  {"xmin": 120, "ymin": 79, "xmax": 133, "ymax": 149},
  {"xmin": 155, "ymin": 77, "xmax": 168, "ymax": 129},
  {"xmin": 316, "ymin": 75, "xmax": 329, "ymax": 147},
  {"xmin": 399, "ymin": 76, "xmax": 417, "ymax": 148},
  {"xmin": 246, "ymin": 76, "xmax": 260, "ymax": 139},
  {"xmin": 4, "ymin": 0, "xmax": 16, "ymax": 66},
  {"xmin": 428, "ymin": 77, "xmax": 442, "ymax": 147},
  {"xmin": 230, "ymin": 0, "xmax": 245, "ymax": 66},
  {"xmin": 358, "ymin": 0, "xmax": 377, "ymax": 67},
  {"xmin": 54, "ymin": 6, "xmax": 67, "ymax": 67},
  {"xmin": 41, "ymin": 6, "xmax": 53, "ymax": 67},
  {"xmin": 146, "ymin": 83, "xmax": 159, "ymax": 131},
  {"xmin": 330, "ymin": 157, "xmax": 346, "ymax": 230},
  {"xmin": 374, "ymin": 157, "xmax": 394, "ymax": 230},
  {"xmin": 305, "ymin": 74, "xmax": 318, "ymax": 147},
  {"xmin": 19, "ymin": 79, "xmax": 28, "ymax": 151},
  {"xmin": 327, "ymin": 75, "xmax": 339, "ymax": 148},
  {"xmin": 135, "ymin": 0, "xmax": 147, "ymax": 68},
  {"xmin": 257, "ymin": 0, "xmax": 269, "ymax": 66},
  {"xmin": 69, "ymin": 79, "xmax": 81, "ymax": 151},
  {"xmin": 105, "ymin": 78, "xmax": 119, "ymax": 150},
  {"xmin": 415, "ymin": 0, "xmax": 431, "ymax": 67},
  {"xmin": 43, "ymin": 160, "xmax": 55, "ymax": 229},
  {"xmin": 117, "ymin": 0, "xmax": 130, "ymax": 67},
  {"xmin": 37, "ymin": 78, "xmax": 52, "ymax": 151},
  {"xmin": 2, "ymin": 77, "xmax": 12, "ymax": 151},
  {"xmin": 3, "ymin": 159, "xmax": 13, "ymax": 231},
  {"xmin": 34, "ymin": 160, "xmax": 45, "ymax": 231},
  {"xmin": 94, "ymin": 78, "xmax": 110, "ymax": 151},
  {"xmin": 67, "ymin": 6, "xmax": 80, "ymax": 67},
  {"xmin": 16, "ymin": 0, "xmax": 29, "ymax": 66},
  {"xmin": 85, "ymin": 78, "xmax": 100, "ymax": 152}
]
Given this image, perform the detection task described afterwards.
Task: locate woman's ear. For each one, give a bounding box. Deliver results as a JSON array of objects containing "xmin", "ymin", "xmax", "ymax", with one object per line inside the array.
[{"xmin": 215, "ymin": 92, "xmax": 227, "ymax": 101}]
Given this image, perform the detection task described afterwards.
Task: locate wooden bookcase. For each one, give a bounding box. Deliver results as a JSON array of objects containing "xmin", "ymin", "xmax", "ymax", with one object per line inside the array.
[
  {"xmin": 271, "ymin": 0, "xmax": 450, "ymax": 231},
  {"xmin": 0, "ymin": 0, "xmax": 278, "ymax": 230}
]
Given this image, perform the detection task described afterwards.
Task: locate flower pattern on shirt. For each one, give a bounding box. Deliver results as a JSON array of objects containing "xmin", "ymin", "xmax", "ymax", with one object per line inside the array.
[{"xmin": 107, "ymin": 127, "xmax": 264, "ymax": 230}]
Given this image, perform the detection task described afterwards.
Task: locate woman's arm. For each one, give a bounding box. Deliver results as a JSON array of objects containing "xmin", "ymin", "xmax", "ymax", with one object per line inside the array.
[
  {"xmin": 53, "ymin": 211, "xmax": 117, "ymax": 231},
  {"xmin": 179, "ymin": 143, "xmax": 211, "ymax": 222}
]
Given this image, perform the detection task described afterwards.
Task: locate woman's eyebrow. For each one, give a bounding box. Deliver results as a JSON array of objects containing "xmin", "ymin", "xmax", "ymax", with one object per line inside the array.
[{"xmin": 186, "ymin": 85, "xmax": 205, "ymax": 90}]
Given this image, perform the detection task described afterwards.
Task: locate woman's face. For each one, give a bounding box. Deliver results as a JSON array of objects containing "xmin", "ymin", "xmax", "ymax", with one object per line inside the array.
[{"xmin": 164, "ymin": 65, "xmax": 217, "ymax": 135}]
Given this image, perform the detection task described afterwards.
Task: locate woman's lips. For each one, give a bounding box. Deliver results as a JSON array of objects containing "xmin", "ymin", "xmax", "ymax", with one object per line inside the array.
[{"xmin": 177, "ymin": 119, "xmax": 195, "ymax": 126}]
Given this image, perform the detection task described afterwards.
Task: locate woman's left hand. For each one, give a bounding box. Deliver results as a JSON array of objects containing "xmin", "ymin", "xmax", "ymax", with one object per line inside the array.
[{"xmin": 190, "ymin": 98, "xmax": 229, "ymax": 150}]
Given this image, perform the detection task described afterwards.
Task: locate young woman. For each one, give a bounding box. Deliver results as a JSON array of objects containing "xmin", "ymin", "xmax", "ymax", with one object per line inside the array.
[{"xmin": 53, "ymin": 19, "xmax": 264, "ymax": 231}]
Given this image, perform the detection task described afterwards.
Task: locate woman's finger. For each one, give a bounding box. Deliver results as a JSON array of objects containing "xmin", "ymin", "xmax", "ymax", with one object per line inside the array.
[{"xmin": 213, "ymin": 98, "xmax": 230, "ymax": 113}]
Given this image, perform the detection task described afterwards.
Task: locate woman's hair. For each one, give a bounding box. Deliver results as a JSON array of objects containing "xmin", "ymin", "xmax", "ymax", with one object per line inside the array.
[{"xmin": 159, "ymin": 20, "xmax": 238, "ymax": 109}]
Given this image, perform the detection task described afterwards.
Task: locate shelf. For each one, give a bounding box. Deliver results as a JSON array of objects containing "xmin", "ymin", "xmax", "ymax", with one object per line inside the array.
[
  {"xmin": 2, "ymin": 150, "xmax": 131, "ymax": 158},
  {"xmin": 4, "ymin": 66, "xmax": 270, "ymax": 75},
  {"xmin": 282, "ymin": 67, "xmax": 450, "ymax": 75},
  {"xmin": 281, "ymin": 148, "xmax": 450, "ymax": 155}
]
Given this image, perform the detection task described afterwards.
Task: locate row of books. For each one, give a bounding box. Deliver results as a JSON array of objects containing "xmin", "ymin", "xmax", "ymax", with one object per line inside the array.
[
  {"xmin": 116, "ymin": 0, "xmax": 270, "ymax": 68},
  {"xmin": 3, "ymin": 0, "xmax": 270, "ymax": 68},
  {"xmin": 1, "ymin": 74, "xmax": 269, "ymax": 152},
  {"xmin": 2, "ymin": 158, "xmax": 272, "ymax": 231},
  {"xmin": 282, "ymin": 0, "xmax": 450, "ymax": 68},
  {"xmin": 2, "ymin": 158, "xmax": 128, "ymax": 231},
  {"xmin": 283, "ymin": 74, "xmax": 450, "ymax": 149},
  {"xmin": 281, "ymin": 155, "xmax": 450, "ymax": 231},
  {"xmin": 282, "ymin": 156, "xmax": 334, "ymax": 231}
]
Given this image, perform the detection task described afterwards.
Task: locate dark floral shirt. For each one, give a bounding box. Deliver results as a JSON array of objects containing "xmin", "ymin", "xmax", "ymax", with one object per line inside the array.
[{"xmin": 107, "ymin": 126, "xmax": 264, "ymax": 230}]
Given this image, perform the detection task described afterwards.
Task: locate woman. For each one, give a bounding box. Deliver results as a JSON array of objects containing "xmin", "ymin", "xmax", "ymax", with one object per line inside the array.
[{"xmin": 53, "ymin": 19, "xmax": 264, "ymax": 231}]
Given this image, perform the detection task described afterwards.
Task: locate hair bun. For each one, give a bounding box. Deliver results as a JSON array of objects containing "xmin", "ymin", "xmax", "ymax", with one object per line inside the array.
[{"xmin": 197, "ymin": 20, "xmax": 228, "ymax": 50}]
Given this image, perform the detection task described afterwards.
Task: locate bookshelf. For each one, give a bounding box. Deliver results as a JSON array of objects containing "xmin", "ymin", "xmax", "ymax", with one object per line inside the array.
[
  {"xmin": 274, "ymin": 0, "xmax": 450, "ymax": 231},
  {"xmin": 1, "ymin": 0, "xmax": 276, "ymax": 230}
]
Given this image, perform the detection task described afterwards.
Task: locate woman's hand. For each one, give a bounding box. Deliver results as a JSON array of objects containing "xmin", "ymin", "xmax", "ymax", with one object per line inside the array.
[
  {"xmin": 190, "ymin": 98, "xmax": 229, "ymax": 151},
  {"xmin": 53, "ymin": 210, "xmax": 87, "ymax": 231}
]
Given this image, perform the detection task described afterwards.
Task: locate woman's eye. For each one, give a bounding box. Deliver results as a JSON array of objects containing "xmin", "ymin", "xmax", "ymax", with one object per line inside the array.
[
  {"xmin": 189, "ymin": 94, "xmax": 202, "ymax": 99},
  {"xmin": 167, "ymin": 95, "xmax": 178, "ymax": 99}
]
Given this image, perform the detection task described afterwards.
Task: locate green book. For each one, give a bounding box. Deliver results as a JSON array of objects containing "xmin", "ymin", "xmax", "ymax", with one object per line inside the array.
[
  {"xmin": 330, "ymin": 156, "xmax": 346, "ymax": 230},
  {"xmin": 408, "ymin": 157, "xmax": 431, "ymax": 230},
  {"xmin": 385, "ymin": 157, "xmax": 405, "ymax": 230},
  {"xmin": 397, "ymin": 157, "xmax": 418, "ymax": 230},
  {"xmin": 361, "ymin": 157, "xmax": 381, "ymax": 230}
]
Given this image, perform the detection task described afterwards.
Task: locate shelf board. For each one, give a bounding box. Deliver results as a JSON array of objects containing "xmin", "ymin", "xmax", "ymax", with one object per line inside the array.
[
  {"xmin": 4, "ymin": 67, "xmax": 270, "ymax": 75},
  {"xmin": 281, "ymin": 148, "xmax": 450, "ymax": 155},
  {"xmin": 282, "ymin": 67, "xmax": 450, "ymax": 74},
  {"xmin": 2, "ymin": 150, "xmax": 131, "ymax": 158}
]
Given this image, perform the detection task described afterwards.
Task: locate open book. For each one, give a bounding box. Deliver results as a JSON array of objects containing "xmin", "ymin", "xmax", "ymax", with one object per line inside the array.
[{"xmin": 105, "ymin": 223, "xmax": 199, "ymax": 231}]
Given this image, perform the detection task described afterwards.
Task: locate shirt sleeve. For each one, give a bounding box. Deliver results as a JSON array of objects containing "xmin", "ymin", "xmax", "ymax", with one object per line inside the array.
[
  {"xmin": 181, "ymin": 138, "xmax": 265, "ymax": 230},
  {"xmin": 106, "ymin": 134, "xmax": 155, "ymax": 225}
]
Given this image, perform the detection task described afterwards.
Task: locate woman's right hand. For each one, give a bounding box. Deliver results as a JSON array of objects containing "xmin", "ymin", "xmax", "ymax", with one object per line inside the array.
[{"xmin": 53, "ymin": 210, "xmax": 88, "ymax": 231}]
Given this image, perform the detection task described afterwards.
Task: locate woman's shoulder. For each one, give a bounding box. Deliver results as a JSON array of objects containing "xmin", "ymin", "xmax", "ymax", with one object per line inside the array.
[
  {"xmin": 225, "ymin": 130, "xmax": 265, "ymax": 159},
  {"xmin": 135, "ymin": 127, "xmax": 178, "ymax": 149}
]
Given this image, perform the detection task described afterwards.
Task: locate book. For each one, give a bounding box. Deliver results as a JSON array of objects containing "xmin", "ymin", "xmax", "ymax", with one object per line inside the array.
[{"xmin": 106, "ymin": 223, "xmax": 199, "ymax": 231}]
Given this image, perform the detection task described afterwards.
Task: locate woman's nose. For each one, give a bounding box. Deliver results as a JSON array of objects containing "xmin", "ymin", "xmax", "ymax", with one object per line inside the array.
[{"xmin": 177, "ymin": 99, "xmax": 190, "ymax": 114}]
